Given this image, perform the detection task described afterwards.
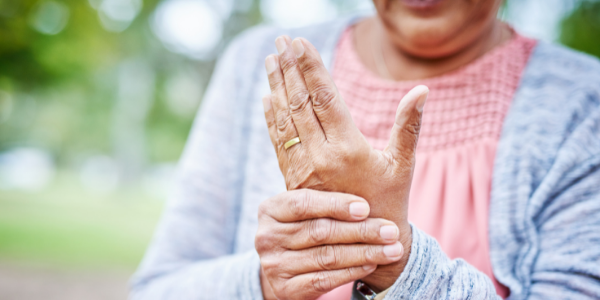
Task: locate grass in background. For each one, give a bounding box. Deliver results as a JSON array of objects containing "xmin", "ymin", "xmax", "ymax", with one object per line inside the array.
[{"xmin": 0, "ymin": 172, "xmax": 163, "ymax": 271}]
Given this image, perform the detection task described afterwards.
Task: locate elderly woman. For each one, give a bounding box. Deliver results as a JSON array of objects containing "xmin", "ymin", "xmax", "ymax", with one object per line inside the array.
[{"xmin": 131, "ymin": 0, "xmax": 600, "ymax": 299}]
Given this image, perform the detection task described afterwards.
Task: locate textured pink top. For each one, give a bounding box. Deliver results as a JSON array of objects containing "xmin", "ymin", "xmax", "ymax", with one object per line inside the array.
[{"xmin": 318, "ymin": 28, "xmax": 536, "ymax": 299}]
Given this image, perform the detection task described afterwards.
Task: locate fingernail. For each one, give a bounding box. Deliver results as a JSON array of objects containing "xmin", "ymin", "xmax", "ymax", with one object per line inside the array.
[
  {"xmin": 275, "ymin": 37, "xmax": 287, "ymax": 54},
  {"xmin": 292, "ymin": 39, "xmax": 304, "ymax": 57},
  {"xmin": 349, "ymin": 202, "xmax": 369, "ymax": 219},
  {"xmin": 265, "ymin": 55, "xmax": 277, "ymax": 74},
  {"xmin": 380, "ymin": 225, "xmax": 399, "ymax": 241},
  {"xmin": 414, "ymin": 85, "xmax": 429, "ymax": 112},
  {"xmin": 383, "ymin": 242, "xmax": 403, "ymax": 259},
  {"xmin": 362, "ymin": 265, "xmax": 377, "ymax": 272},
  {"xmin": 262, "ymin": 96, "xmax": 272, "ymax": 112}
]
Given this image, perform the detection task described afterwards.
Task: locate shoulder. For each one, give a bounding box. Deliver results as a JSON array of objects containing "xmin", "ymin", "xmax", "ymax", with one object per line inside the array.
[
  {"xmin": 501, "ymin": 43, "xmax": 600, "ymax": 175},
  {"xmin": 532, "ymin": 41, "xmax": 600, "ymax": 75},
  {"xmin": 523, "ymin": 42, "xmax": 600, "ymax": 96},
  {"xmin": 513, "ymin": 42, "xmax": 600, "ymax": 127}
]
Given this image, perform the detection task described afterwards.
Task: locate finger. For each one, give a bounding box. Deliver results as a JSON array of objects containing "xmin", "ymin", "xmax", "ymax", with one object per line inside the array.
[
  {"xmin": 260, "ymin": 189, "xmax": 370, "ymax": 222},
  {"xmin": 292, "ymin": 38, "xmax": 360, "ymax": 141},
  {"xmin": 265, "ymin": 54, "xmax": 302, "ymax": 155},
  {"xmin": 282, "ymin": 218, "xmax": 399, "ymax": 249},
  {"xmin": 275, "ymin": 35, "xmax": 326, "ymax": 147},
  {"xmin": 263, "ymin": 94, "xmax": 290, "ymax": 172},
  {"xmin": 285, "ymin": 265, "xmax": 377, "ymax": 299},
  {"xmin": 279, "ymin": 243, "xmax": 403, "ymax": 275},
  {"xmin": 385, "ymin": 85, "xmax": 429, "ymax": 164}
]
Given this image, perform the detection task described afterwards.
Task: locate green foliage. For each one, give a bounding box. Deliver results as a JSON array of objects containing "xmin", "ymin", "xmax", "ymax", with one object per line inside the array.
[
  {"xmin": 560, "ymin": 1, "xmax": 600, "ymax": 59},
  {"xmin": 1, "ymin": 1, "xmax": 111, "ymax": 86},
  {"xmin": 0, "ymin": 0, "xmax": 598, "ymax": 272},
  {"xmin": 0, "ymin": 0, "xmax": 195, "ymax": 163},
  {"xmin": 0, "ymin": 0, "xmax": 267, "ymax": 165},
  {"xmin": 0, "ymin": 0, "xmax": 598, "ymax": 172},
  {"xmin": 0, "ymin": 1, "xmax": 267, "ymax": 270}
]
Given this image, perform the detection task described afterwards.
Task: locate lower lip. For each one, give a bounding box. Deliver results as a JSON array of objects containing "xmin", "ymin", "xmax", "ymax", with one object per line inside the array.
[{"xmin": 399, "ymin": 0, "xmax": 445, "ymax": 9}]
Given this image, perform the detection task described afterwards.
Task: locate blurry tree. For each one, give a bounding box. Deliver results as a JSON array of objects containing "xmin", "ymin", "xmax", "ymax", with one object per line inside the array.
[
  {"xmin": 560, "ymin": 0, "xmax": 600, "ymax": 59},
  {"xmin": 0, "ymin": 0, "xmax": 162, "ymax": 164},
  {"xmin": 0, "ymin": 0, "xmax": 264, "ymax": 183},
  {"xmin": 1, "ymin": 0, "xmax": 598, "ymax": 188}
]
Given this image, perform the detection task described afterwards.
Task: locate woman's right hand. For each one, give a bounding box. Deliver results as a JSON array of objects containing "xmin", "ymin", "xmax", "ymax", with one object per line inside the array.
[{"xmin": 256, "ymin": 189, "xmax": 404, "ymax": 300}]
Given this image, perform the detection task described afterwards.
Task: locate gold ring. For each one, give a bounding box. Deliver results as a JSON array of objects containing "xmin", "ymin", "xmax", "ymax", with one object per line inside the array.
[{"xmin": 284, "ymin": 137, "xmax": 301, "ymax": 150}]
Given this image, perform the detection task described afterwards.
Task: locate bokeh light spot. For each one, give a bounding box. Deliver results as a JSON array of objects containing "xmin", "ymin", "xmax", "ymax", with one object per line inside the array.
[
  {"xmin": 151, "ymin": 0, "xmax": 223, "ymax": 60},
  {"xmin": 260, "ymin": 0, "xmax": 338, "ymax": 28},
  {"xmin": 98, "ymin": 0, "xmax": 142, "ymax": 32},
  {"xmin": 29, "ymin": 0, "xmax": 70, "ymax": 35}
]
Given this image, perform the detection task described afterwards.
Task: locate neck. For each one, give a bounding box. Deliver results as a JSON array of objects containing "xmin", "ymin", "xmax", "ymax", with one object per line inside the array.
[{"xmin": 354, "ymin": 17, "xmax": 511, "ymax": 81}]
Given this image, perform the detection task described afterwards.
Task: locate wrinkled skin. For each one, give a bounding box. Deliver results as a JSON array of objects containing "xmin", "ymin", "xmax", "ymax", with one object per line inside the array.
[
  {"xmin": 256, "ymin": 0, "xmax": 507, "ymax": 298},
  {"xmin": 258, "ymin": 35, "xmax": 428, "ymax": 297},
  {"xmin": 256, "ymin": 190, "xmax": 403, "ymax": 300}
]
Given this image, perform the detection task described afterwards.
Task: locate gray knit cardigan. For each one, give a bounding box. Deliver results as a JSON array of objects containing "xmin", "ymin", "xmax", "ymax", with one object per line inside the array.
[{"xmin": 130, "ymin": 16, "xmax": 600, "ymax": 299}]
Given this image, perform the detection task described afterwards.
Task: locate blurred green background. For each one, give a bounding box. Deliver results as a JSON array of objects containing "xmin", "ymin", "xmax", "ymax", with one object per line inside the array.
[{"xmin": 0, "ymin": 0, "xmax": 598, "ymax": 299}]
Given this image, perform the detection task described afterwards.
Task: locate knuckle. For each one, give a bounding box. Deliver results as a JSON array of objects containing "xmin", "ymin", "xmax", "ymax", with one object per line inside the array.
[
  {"xmin": 344, "ymin": 267, "xmax": 359, "ymax": 281},
  {"xmin": 290, "ymin": 190, "xmax": 311, "ymax": 219},
  {"xmin": 257, "ymin": 201, "xmax": 269, "ymax": 219},
  {"xmin": 269, "ymin": 79, "xmax": 284, "ymax": 92},
  {"xmin": 254, "ymin": 228, "xmax": 273, "ymax": 252},
  {"xmin": 401, "ymin": 119, "xmax": 422, "ymax": 138},
  {"xmin": 364, "ymin": 245, "xmax": 379, "ymax": 263},
  {"xmin": 308, "ymin": 218, "xmax": 333, "ymax": 244},
  {"xmin": 260, "ymin": 256, "xmax": 279, "ymax": 273},
  {"xmin": 316, "ymin": 245, "xmax": 338, "ymax": 270},
  {"xmin": 279, "ymin": 54, "xmax": 297, "ymax": 72},
  {"xmin": 302, "ymin": 60, "xmax": 322, "ymax": 77},
  {"xmin": 328, "ymin": 197, "xmax": 341, "ymax": 218},
  {"xmin": 311, "ymin": 84, "xmax": 337, "ymax": 109},
  {"xmin": 311, "ymin": 271, "xmax": 334, "ymax": 293},
  {"xmin": 265, "ymin": 114, "xmax": 276, "ymax": 128},
  {"xmin": 288, "ymin": 89, "xmax": 311, "ymax": 113},
  {"xmin": 276, "ymin": 110, "xmax": 294, "ymax": 132},
  {"xmin": 357, "ymin": 220, "xmax": 371, "ymax": 241},
  {"xmin": 275, "ymin": 136, "xmax": 286, "ymax": 153}
]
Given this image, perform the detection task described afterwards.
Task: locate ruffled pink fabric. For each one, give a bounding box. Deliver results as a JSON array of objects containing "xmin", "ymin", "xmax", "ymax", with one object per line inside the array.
[{"xmin": 317, "ymin": 27, "xmax": 536, "ymax": 299}]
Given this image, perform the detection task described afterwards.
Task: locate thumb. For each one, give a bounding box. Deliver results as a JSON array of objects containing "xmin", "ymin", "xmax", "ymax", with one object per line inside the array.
[{"xmin": 385, "ymin": 85, "xmax": 429, "ymax": 164}]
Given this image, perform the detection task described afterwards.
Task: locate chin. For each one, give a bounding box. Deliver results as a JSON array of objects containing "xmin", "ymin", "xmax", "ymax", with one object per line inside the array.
[
  {"xmin": 374, "ymin": 0, "xmax": 501, "ymax": 58},
  {"xmin": 383, "ymin": 17, "xmax": 469, "ymax": 58}
]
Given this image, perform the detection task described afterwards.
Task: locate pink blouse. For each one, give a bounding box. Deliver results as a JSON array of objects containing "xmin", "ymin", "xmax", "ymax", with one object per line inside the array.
[{"xmin": 318, "ymin": 28, "xmax": 536, "ymax": 299}]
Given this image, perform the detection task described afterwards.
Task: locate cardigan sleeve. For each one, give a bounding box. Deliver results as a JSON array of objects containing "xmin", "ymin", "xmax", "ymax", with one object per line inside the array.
[
  {"xmin": 357, "ymin": 161, "xmax": 600, "ymax": 300},
  {"xmin": 523, "ymin": 104, "xmax": 600, "ymax": 299},
  {"xmin": 358, "ymin": 225, "xmax": 502, "ymax": 300},
  {"xmin": 354, "ymin": 99, "xmax": 600, "ymax": 300},
  {"xmin": 129, "ymin": 28, "xmax": 269, "ymax": 300}
]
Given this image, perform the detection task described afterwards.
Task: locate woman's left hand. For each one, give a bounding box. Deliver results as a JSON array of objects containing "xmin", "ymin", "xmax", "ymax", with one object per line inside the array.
[{"xmin": 262, "ymin": 35, "xmax": 428, "ymax": 291}]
